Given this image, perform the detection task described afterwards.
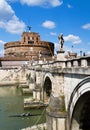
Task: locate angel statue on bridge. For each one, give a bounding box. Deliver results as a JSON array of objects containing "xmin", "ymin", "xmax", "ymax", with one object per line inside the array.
[{"xmin": 58, "ymin": 34, "xmax": 64, "ymax": 50}]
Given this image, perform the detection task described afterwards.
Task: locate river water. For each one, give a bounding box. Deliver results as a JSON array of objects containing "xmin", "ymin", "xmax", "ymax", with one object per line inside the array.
[{"xmin": 0, "ymin": 86, "xmax": 46, "ymax": 130}]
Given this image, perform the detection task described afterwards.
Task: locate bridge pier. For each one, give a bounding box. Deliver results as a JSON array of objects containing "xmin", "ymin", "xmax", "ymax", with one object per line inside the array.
[
  {"xmin": 46, "ymin": 111, "xmax": 66, "ymax": 130},
  {"xmin": 33, "ymin": 88, "xmax": 42, "ymax": 101},
  {"xmin": 46, "ymin": 94, "xmax": 67, "ymax": 130}
]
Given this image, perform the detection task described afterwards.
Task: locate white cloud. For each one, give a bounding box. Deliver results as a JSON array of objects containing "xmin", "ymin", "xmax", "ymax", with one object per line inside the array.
[
  {"xmin": 0, "ymin": 40, "xmax": 5, "ymax": 56},
  {"xmin": 50, "ymin": 32, "xmax": 57, "ymax": 36},
  {"xmin": 7, "ymin": 0, "xmax": 18, "ymax": 3},
  {"xmin": 87, "ymin": 51, "xmax": 90, "ymax": 55},
  {"xmin": 49, "ymin": 0, "xmax": 63, "ymax": 7},
  {"xmin": 67, "ymin": 4, "xmax": 73, "ymax": 8},
  {"xmin": 0, "ymin": 40, "xmax": 6, "ymax": 45},
  {"xmin": 64, "ymin": 45, "xmax": 85, "ymax": 56},
  {"xmin": 0, "ymin": 49, "xmax": 4, "ymax": 56},
  {"xmin": 64, "ymin": 34, "xmax": 82, "ymax": 44},
  {"xmin": 0, "ymin": 0, "xmax": 14, "ymax": 21},
  {"xmin": 20, "ymin": 0, "xmax": 45, "ymax": 6},
  {"xmin": 4, "ymin": 16, "xmax": 25, "ymax": 34},
  {"xmin": 20, "ymin": 0, "xmax": 63, "ymax": 7},
  {"xmin": 42, "ymin": 20, "xmax": 56, "ymax": 29},
  {"xmin": 54, "ymin": 42, "xmax": 59, "ymax": 53},
  {"xmin": 0, "ymin": 0, "xmax": 26, "ymax": 34},
  {"xmin": 82, "ymin": 23, "xmax": 90, "ymax": 30}
]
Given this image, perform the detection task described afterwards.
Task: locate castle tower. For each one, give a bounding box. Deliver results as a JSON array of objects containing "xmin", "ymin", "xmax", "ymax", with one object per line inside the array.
[{"xmin": 4, "ymin": 31, "xmax": 54, "ymax": 61}]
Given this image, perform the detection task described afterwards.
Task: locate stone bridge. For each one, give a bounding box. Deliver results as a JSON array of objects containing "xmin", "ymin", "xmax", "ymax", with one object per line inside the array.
[
  {"xmin": 0, "ymin": 52, "xmax": 90, "ymax": 130},
  {"xmin": 27, "ymin": 53, "xmax": 90, "ymax": 130}
]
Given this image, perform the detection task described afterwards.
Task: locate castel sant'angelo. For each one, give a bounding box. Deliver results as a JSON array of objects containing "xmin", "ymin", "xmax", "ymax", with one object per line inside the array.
[{"xmin": 0, "ymin": 29, "xmax": 54, "ymax": 67}]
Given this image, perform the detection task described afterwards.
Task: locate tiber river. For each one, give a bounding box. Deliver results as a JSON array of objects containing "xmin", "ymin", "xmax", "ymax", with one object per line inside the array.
[{"xmin": 0, "ymin": 86, "xmax": 46, "ymax": 130}]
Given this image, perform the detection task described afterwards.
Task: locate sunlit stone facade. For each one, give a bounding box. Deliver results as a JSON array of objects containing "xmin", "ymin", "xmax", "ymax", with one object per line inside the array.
[{"xmin": 4, "ymin": 31, "xmax": 54, "ymax": 61}]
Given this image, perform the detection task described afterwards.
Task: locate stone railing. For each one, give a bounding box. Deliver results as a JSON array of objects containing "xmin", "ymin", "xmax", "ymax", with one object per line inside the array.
[
  {"xmin": 41, "ymin": 56, "xmax": 90, "ymax": 69},
  {"xmin": 28, "ymin": 56, "xmax": 90, "ymax": 72},
  {"xmin": 65, "ymin": 56, "xmax": 90, "ymax": 68}
]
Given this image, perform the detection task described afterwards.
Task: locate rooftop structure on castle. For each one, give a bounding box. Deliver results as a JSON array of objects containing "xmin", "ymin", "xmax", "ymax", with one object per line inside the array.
[{"xmin": 3, "ymin": 31, "xmax": 54, "ymax": 61}]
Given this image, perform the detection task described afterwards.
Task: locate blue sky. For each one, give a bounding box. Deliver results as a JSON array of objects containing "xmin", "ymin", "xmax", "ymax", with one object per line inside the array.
[{"xmin": 0, "ymin": 0, "xmax": 90, "ymax": 56}]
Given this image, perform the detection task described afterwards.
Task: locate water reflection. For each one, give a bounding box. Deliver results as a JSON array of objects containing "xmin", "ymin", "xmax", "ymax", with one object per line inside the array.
[
  {"xmin": 0, "ymin": 86, "xmax": 46, "ymax": 130},
  {"xmin": 0, "ymin": 87, "xmax": 15, "ymax": 97}
]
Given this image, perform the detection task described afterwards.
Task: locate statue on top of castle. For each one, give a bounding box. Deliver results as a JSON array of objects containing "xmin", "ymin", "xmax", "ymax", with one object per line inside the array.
[{"xmin": 27, "ymin": 26, "xmax": 31, "ymax": 32}]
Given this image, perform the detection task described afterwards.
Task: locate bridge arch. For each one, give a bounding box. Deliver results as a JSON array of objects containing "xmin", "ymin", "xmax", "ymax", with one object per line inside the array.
[
  {"xmin": 43, "ymin": 73, "xmax": 53, "ymax": 102},
  {"xmin": 68, "ymin": 76, "xmax": 90, "ymax": 130}
]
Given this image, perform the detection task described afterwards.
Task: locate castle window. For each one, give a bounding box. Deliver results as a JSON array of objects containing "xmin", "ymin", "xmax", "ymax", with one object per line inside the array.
[
  {"xmin": 24, "ymin": 37, "xmax": 26, "ymax": 42},
  {"xmin": 28, "ymin": 36, "xmax": 34, "ymax": 44},
  {"xmin": 28, "ymin": 40, "xmax": 34, "ymax": 44},
  {"xmin": 28, "ymin": 37, "xmax": 30, "ymax": 40},
  {"xmin": 36, "ymin": 37, "xmax": 38, "ymax": 42}
]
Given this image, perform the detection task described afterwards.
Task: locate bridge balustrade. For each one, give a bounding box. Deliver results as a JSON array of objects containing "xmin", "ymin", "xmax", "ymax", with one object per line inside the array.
[
  {"xmin": 81, "ymin": 59, "xmax": 87, "ymax": 66},
  {"xmin": 73, "ymin": 60, "xmax": 78, "ymax": 67},
  {"xmin": 87, "ymin": 59, "xmax": 90, "ymax": 66},
  {"xmin": 65, "ymin": 56, "xmax": 90, "ymax": 68},
  {"xmin": 29, "ymin": 56, "xmax": 90, "ymax": 71},
  {"xmin": 35, "ymin": 59, "xmax": 86, "ymax": 70}
]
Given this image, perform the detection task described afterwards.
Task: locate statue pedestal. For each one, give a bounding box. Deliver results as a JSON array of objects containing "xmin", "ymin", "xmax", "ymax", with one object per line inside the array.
[{"xmin": 57, "ymin": 49, "xmax": 65, "ymax": 61}]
